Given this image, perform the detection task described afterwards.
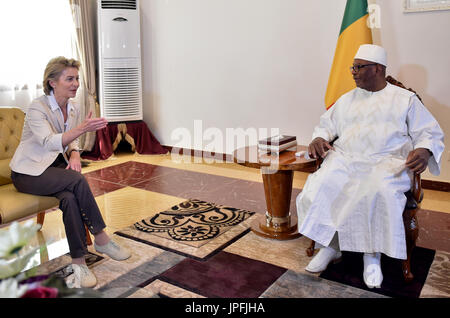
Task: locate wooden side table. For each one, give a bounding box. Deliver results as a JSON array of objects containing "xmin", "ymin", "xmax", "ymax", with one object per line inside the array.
[{"xmin": 233, "ymin": 145, "xmax": 318, "ymax": 240}]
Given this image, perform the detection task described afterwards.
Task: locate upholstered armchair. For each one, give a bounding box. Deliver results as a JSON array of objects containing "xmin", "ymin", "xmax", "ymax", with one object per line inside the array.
[{"xmin": 0, "ymin": 107, "xmax": 92, "ymax": 245}]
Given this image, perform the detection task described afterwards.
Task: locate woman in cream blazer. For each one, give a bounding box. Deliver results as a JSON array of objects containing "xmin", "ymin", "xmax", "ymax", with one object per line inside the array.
[{"xmin": 10, "ymin": 57, "xmax": 130, "ymax": 288}]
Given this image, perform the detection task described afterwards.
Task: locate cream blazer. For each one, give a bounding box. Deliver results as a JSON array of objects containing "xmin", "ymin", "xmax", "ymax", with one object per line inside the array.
[{"xmin": 10, "ymin": 94, "xmax": 80, "ymax": 176}]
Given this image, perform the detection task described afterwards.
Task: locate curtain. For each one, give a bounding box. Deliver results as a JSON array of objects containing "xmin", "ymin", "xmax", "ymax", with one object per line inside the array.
[
  {"xmin": 69, "ymin": 0, "xmax": 99, "ymax": 152},
  {"xmin": 0, "ymin": 0, "xmax": 75, "ymax": 111}
]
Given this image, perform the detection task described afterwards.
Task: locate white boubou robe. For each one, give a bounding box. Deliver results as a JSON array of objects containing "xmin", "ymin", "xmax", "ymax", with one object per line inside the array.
[{"xmin": 296, "ymin": 83, "xmax": 444, "ymax": 260}]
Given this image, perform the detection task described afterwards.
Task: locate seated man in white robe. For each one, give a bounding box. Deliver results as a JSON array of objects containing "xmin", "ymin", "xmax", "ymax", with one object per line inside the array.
[{"xmin": 296, "ymin": 44, "xmax": 445, "ymax": 288}]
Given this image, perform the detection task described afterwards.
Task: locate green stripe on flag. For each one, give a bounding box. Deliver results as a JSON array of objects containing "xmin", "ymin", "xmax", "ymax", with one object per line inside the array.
[{"xmin": 339, "ymin": 0, "xmax": 368, "ymax": 35}]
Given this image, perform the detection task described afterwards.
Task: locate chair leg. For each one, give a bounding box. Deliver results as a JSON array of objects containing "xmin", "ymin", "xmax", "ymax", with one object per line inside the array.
[
  {"xmin": 37, "ymin": 212, "xmax": 46, "ymax": 230},
  {"xmin": 402, "ymin": 259, "xmax": 414, "ymax": 283},
  {"xmin": 402, "ymin": 208, "xmax": 419, "ymax": 282},
  {"xmin": 85, "ymin": 225, "xmax": 93, "ymax": 246},
  {"xmin": 306, "ymin": 240, "xmax": 316, "ymax": 257}
]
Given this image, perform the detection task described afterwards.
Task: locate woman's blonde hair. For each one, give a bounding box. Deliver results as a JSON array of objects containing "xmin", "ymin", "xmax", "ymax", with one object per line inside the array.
[{"xmin": 43, "ymin": 56, "xmax": 81, "ymax": 95}]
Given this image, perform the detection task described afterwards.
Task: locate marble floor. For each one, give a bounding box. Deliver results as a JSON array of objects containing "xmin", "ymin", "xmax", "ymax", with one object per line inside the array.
[{"xmin": 3, "ymin": 150, "xmax": 450, "ymax": 298}]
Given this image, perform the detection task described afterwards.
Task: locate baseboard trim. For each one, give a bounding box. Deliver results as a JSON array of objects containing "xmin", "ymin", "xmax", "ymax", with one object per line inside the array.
[
  {"xmin": 162, "ymin": 146, "xmax": 450, "ymax": 192},
  {"xmin": 421, "ymin": 179, "xmax": 450, "ymax": 192},
  {"xmin": 163, "ymin": 146, "xmax": 234, "ymax": 162}
]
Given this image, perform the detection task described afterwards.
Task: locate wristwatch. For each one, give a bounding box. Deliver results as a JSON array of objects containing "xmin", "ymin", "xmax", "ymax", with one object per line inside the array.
[{"xmin": 69, "ymin": 149, "xmax": 80, "ymax": 156}]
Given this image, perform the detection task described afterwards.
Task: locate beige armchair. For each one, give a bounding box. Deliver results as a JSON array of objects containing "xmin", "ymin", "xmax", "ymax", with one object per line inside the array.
[{"xmin": 0, "ymin": 107, "xmax": 92, "ymax": 245}]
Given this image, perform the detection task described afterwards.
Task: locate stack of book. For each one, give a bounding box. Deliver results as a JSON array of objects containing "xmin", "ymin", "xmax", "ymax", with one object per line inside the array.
[{"xmin": 258, "ymin": 135, "xmax": 297, "ymax": 154}]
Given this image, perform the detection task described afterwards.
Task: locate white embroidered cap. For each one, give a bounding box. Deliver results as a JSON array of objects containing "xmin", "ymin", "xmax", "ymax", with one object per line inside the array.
[{"xmin": 354, "ymin": 44, "xmax": 387, "ymax": 67}]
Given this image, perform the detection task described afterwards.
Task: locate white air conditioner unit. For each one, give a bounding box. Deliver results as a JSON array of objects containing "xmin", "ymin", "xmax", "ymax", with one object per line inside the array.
[{"xmin": 97, "ymin": 0, "xmax": 143, "ymax": 122}]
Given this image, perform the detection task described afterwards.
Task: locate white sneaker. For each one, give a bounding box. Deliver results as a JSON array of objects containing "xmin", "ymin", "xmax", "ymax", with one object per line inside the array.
[
  {"xmin": 305, "ymin": 247, "xmax": 342, "ymax": 273},
  {"xmin": 71, "ymin": 264, "xmax": 97, "ymax": 288},
  {"xmin": 363, "ymin": 252, "xmax": 383, "ymax": 288},
  {"xmin": 94, "ymin": 240, "xmax": 131, "ymax": 261}
]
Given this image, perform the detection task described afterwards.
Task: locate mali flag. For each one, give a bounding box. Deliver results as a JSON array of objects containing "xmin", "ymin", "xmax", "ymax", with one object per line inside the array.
[{"xmin": 325, "ymin": 0, "xmax": 373, "ymax": 109}]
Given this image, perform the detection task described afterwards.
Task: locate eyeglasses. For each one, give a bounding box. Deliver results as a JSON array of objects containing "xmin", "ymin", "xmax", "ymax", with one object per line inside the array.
[{"xmin": 349, "ymin": 63, "xmax": 378, "ymax": 72}]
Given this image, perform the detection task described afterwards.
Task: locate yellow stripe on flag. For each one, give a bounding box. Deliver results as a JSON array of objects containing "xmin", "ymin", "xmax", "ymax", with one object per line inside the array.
[{"xmin": 325, "ymin": 14, "xmax": 372, "ymax": 109}]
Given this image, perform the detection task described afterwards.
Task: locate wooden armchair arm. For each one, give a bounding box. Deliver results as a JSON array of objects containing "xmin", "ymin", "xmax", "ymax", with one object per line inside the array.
[
  {"xmin": 314, "ymin": 157, "xmax": 323, "ymax": 171},
  {"xmin": 412, "ymin": 172, "xmax": 423, "ymax": 203}
]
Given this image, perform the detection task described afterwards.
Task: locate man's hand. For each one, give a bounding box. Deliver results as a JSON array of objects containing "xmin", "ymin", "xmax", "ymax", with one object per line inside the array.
[
  {"xmin": 308, "ymin": 137, "xmax": 335, "ymax": 159},
  {"xmin": 66, "ymin": 150, "xmax": 82, "ymax": 173},
  {"xmin": 405, "ymin": 148, "xmax": 431, "ymax": 174}
]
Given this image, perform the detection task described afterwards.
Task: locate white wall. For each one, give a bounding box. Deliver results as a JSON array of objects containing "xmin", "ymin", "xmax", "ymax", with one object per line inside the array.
[
  {"xmin": 139, "ymin": 0, "xmax": 450, "ymax": 182},
  {"xmin": 376, "ymin": 0, "xmax": 450, "ymax": 182}
]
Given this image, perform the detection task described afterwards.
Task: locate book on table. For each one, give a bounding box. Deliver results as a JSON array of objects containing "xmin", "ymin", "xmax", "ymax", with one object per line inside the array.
[{"xmin": 258, "ymin": 135, "xmax": 297, "ymax": 153}]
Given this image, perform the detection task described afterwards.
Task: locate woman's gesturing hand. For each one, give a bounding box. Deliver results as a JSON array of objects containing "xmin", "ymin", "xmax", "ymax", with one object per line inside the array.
[{"xmin": 80, "ymin": 111, "xmax": 108, "ymax": 133}]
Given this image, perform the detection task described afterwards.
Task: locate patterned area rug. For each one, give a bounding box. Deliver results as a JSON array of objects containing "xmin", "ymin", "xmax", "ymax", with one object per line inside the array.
[
  {"xmin": 116, "ymin": 199, "xmax": 257, "ymax": 260},
  {"xmin": 319, "ymin": 247, "xmax": 436, "ymax": 298},
  {"xmin": 26, "ymin": 252, "xmax": 105, "ymax": 280},
  {"xmin": 26, "ymin": 224, "xmax": 450, "ymax": 299},
  {"xmin": 133, "ymin": 199, "xmax": 254, "ymax": 248}
]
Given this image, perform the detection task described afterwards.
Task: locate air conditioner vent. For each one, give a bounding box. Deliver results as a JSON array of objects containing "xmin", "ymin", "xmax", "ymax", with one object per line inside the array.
[
  {"xmin": 101, "ymin": 0, "xmax": 136, "ymax": 10},
  {"xmin": 102, "ymin": 67, "xmax": 142, "ymax": 119}
]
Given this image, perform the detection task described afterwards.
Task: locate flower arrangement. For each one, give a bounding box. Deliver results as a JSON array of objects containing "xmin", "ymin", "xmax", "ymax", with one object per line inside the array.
[{"xmin": 0, "ymin": 220, "xmax": 100, "ymax": 298}]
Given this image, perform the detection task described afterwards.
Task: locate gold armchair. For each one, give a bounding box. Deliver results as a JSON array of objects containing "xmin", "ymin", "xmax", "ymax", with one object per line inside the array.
[{"xmin": 0, "ymin": 107, "xmax": 92, "ymax": 245}]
